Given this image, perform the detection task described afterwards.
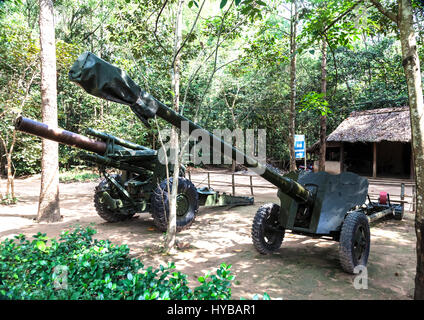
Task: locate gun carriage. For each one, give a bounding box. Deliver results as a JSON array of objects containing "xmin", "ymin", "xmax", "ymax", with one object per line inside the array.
[{"xmin": 15, "ymin": 116, "xmax": 253, "ymax": 232}]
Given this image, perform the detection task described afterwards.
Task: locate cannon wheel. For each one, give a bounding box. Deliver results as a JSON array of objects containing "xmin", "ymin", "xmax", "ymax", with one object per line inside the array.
[
  {"xmin": 251, "ymin": 203, "xmax": 285, "ymax": 254},
  {"xmin": 339, "ymin": 211, "xmax": 370, "ymax": 274},
  {"xmin": 394, "ymin": 209, "xmax": 404, "ymax": 221},
  {"xmin": 150, "ymin": 177, "xmax": 198, "ymax": 232},
  {"xmin": 393, "ymin": 202, "xmax": 404, "ymax": 221},
  {"xmin": 94, "ymin": 174, "xmax": 136, "ymax": 222}
]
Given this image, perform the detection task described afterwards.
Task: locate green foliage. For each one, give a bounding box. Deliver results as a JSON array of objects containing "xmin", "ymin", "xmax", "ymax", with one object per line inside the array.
[
  {"xmin": 253, "ymin": 292, "xmax": 270, "ymax": 300},
  {"xmin": 0, "ymin": 9, "xmax": 40, "ymax": 176},
  {"xmin": 194, "ymin": 263, "xmax": 234, "ymax": 299},
  {"xmin": 0, "ymin": 195, "xmax": 18, "ymax": 205},
  {"xmin": 0, "ymin": 0, "xmax": 419, "ymax": 174},
  {"xmin": 299, "ymin": 91, "xmax": 331, "ymax": 116},
  {"xmin": 0, "ymin": 226, "xmax": 251, "ymax": 300},
  {"xmin": 59, "ymin": 168, "xmax": 100, "ymax": 183},
  {"xmin": 300, "ymin": 1, "xmax": 375, "ymax": 50}
]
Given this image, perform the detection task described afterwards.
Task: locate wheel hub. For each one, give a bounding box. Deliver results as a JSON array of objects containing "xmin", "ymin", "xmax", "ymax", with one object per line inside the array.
[
  {"xmin": 353, "ymin": 226, "xmax": 367, "ymax": 261},
  {"xmin": 263, "ymin": 213, "xmax": 283, "ymax": 244},
  {"xmin": 176, "ymin": 194, "xmax": 190, "ymax": 217}
]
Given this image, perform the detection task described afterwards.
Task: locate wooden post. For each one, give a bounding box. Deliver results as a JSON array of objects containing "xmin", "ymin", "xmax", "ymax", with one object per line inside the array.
[
  {"xmin": 413, "ymin": 184, "xmax": 416, "ymax": 213},
  {"xmin": 250, "ymin": 175, "xmax": 254, "ymax": 196},
  {"xmin": 401, "ymin": 183, "xmax": 405, "ymax": 201},
  {"xmin": 373, "ymin": 142, "xmax": 377, "ymax": 178},
  {"xmin": 401, "ymin": 182, "xmax": 405, "ymax": 214},
  {"xmin": 232, "ymin": 174, "xmax": 235, "ymax": 196},
  {"xmin": 340, "ymin": 143, "xmax": 344, "ymax": 173},
  {"xmin": 207, "ymin": 172, "xmax": 210, "ymax": 189},
  {"xmin": 304, "ymin": 136, "xmax": 307, "ymax": 170},
  {"xmin": 410, "ymin": 150, "xmax": 414, "ymax": 180},
  {"xmin": 188, "ymin": 170, "xmax": 191, "ymax": 181}
]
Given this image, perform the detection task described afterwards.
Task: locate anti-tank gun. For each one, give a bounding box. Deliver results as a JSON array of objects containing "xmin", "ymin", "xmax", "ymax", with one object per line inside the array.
[{"xmin": 67, "ymin": 52, "xmax": 405, "ymax": 273}]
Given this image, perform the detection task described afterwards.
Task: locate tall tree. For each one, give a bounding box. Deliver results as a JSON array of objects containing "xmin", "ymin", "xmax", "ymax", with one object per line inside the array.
[
  {"xmin": 368, "ymin": 0, "xmax": 424, "ymax": 299},
  {"xmin": 0, "ymin": 5, "xmax": 40, "ymax": 204},
  {"xmin": 223, "ymin": 84, "xmax": 241, "ymax": 172},
  {"xmin": 37, "ymin": 0, "xmax": 61, "ymax": 222},
  {"xmin": 318, "ymin": 39, "xmax": 327, "ymax": 171},
  {"xmin": 289, "ymin": 0, "xmax": 298, "ymax": 172},
  {"xmin": 164, "ymin": 0, "xmax": 185, "ymax": 253}
]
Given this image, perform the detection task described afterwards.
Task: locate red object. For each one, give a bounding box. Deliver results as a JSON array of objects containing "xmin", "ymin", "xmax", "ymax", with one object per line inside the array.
[{"xmin": 379, "ymin": 192, "xmax": 388, "ymax": 205}]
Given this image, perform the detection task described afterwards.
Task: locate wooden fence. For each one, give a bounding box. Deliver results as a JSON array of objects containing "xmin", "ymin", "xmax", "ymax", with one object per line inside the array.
[
  {"xmin": 187, "ymin": 170, "xmax": 260, "ymax": 196},
  {"xmin": 186, "ymin": 170, "xmax": 416, "ymax": 212}
]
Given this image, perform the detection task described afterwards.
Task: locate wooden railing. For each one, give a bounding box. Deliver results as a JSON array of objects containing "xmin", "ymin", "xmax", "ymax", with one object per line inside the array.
[
  {"xmin": 186, "ymin": 170, "xmax": 275, "ymax": 196},
  {"xmin": 186, "ymin": 169, "xmax": 416, "ymax": 212}
]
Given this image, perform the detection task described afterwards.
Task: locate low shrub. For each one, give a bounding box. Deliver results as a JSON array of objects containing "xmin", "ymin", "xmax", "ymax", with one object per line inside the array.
[
  {"xmin": 0, "ymin": 227, "xmax": 239, "ymax": 300},
  {"xmin": 0, "ymin": 195, "xmax": 18, "ymax": 205},
  {"xmin": 59, "ymin": 170, "xmax": 100, "ymax": 183}
]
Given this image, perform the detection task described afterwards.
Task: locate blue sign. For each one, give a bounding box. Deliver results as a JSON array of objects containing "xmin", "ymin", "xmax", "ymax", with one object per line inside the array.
[
  {"xmin": 295, "ymin": 141, "xmax": 304, "ymax": 149},
  {"xmin": 294, "ymin": 135, "xmax": 305, "ymax": 159},
  {"xmin": 295, "ymin": 151, "xmax": 305, "ymax": 159}
]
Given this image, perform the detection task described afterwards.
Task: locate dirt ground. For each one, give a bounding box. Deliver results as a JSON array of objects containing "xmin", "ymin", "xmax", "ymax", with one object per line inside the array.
[{"xmin": 0, "ymin": 171, "xmax": 417, "ymax": 300}]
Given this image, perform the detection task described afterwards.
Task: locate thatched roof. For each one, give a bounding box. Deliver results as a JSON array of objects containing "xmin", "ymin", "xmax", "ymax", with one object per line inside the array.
[{"xmin": 327, "ymin": 107, "xmax": 411, "ymax": 143}]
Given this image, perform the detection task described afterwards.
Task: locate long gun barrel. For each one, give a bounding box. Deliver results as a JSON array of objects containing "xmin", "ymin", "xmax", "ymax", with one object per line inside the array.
[
  {"xmin": 15, "ymin": 116, "xmax": 160, "ymax": 175},
  {"xmin": 86, "ymin": 128, "xmax": 151, "ymax": 151},
  {"xmin": 68, "ymin": 52, "xmax": 313, "ymax": 205},
  {"xmin": 156, "ymin": 105, "xmax": 312, "ymax": 205},
  {"xmin": 154, "ymin": 105, "xmax": 312, "ymax": 204},
  {"xmin": 15, "ymin": 116, "xmax": 107, "ymax": 154},
  {"xmin": 15, "ymin": 116, "xmax": 157, "ymax": 157}
]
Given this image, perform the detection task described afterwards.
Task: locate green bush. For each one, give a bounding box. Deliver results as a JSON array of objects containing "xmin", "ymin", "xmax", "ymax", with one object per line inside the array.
[
  {"xmin": 0, "ymin": 227, "xmax": 238, "ymax": 300},
  {"xmin": 59, "ymin": 169, "xmax": 100, "ymax": 183}
]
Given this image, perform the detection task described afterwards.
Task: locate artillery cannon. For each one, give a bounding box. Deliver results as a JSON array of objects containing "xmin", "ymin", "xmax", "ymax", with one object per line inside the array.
[
  {"xmin": 18, "ymin": 52, "xmax": 404, "ymax": 273},
  {"xmin": 15, "ymin": 116, "xmax": 253, "ymax": 232}
]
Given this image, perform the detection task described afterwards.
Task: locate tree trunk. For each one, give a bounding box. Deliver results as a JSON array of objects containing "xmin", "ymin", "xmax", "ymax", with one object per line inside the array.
[
  {"xmin": 319, "ymin": 40, "xmax": 327, "ymax": 172},
  {"xmin": 0, "ymin": 136, "xmax": 15, "ymax": 202},
  {"xmin": 165, "ymin": 0, "xmax": 184, "ymax": 253},
  {"xmin": 289, "ymin": 0, "xmax": 298, "ymax": 172},
  {"xmin": 37, "ymin": 0, "xmax": 61, "ymax": 222},
  {"xmin": 397, "ymin": 0, "xmax": 424, "ymax": 300},
  {"xmin": 224, "ymin": 86, "xmax": 241, "ymax": 173},
  {"xmin": 6, "ymin": 153, "xmax": 14, "ymax": 200}
]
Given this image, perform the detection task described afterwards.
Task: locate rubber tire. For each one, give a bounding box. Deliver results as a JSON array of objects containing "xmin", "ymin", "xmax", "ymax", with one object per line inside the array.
[
  {"xmin": 251, "ymin": 203, "xmax": 285, "ymax": 254},
  {"xmin": 94, "ymin": 174, "xmax": 136, "ymax": 222},
  {"xmin": 150, "ymin": 177, "xmax": 198, "ymax": 232},
  {"xmin": 339, "ymin": 211, "xmax": 371, "ymax": 274},
  {"xmin": 394, "ymin": 208, "xmax": 404, "ymax": 221}
]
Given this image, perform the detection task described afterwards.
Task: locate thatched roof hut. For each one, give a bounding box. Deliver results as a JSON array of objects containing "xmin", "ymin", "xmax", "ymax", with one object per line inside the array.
[
  {"xmin": 307, "ymin": 107, "xmax": 413, "ymax": 179},
  {"xmin": 307, "ymin": 107, "xmax": 411, "ymax": 154},
  {"xmin": 327, "ymin": 107, "xmax": 411, "ymax": 143}
]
